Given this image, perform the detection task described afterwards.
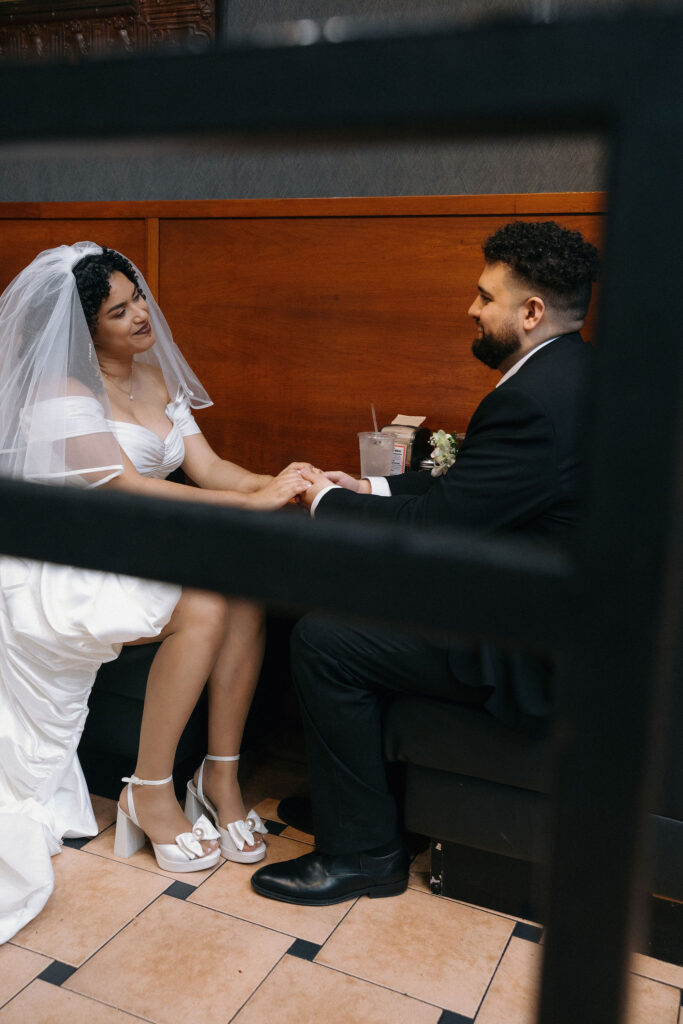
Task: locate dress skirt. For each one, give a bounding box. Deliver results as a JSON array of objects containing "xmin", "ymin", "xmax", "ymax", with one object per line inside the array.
[{"xmin": 0, "ymin": 556, "xmax": 181, "ymax": 943}]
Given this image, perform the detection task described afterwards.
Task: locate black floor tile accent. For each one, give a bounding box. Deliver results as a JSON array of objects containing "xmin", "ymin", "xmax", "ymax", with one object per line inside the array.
[
  {"xmin": 164, "ymin": 880, "xmax": 197, "ymax": 900},
  {"xmin": 38, "ymin": 961, "xmax": 77, "ymax": 986},
  {"xmin": 288, "ymin": 938, "xmax": 321, "ymax": 961},
  {"xmin": 263, "ymin": 818, "xmax": 287, "ymax": 836},
  {"xmin": 62, "ymin": 836, "xmax": 92, "ymax": 850},
  {"xmin": 513, "ymin": 921, "xmax": 543, "ymax": 944},
  {"xmin": 438, "ymin": 1011, "xmax": 474, "ymax": 1024}
]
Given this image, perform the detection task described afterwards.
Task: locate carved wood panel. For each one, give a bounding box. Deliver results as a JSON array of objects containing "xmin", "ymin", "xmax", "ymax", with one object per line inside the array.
[{"xmin": 0, "ymin": 0, "xmax": 214, "ymax": 61}]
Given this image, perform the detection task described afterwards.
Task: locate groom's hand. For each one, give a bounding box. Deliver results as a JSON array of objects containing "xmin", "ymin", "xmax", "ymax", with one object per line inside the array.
[
  {"xmin": 298, "ymin": 468, "xmax": 333, "ymax": 509},
  {"xmin": 298, "ymin": 469, "xmax": 372, "ymax": 510},
  {"xmin": 324, "ymin": 471, "xmax": 372, "ymax": 494}
]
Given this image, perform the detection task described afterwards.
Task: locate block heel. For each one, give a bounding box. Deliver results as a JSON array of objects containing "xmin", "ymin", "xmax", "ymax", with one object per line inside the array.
[
  {"xmin": 113, "ymin": 804, "xmax": 145, "ymax": 858},
  {"xmin": 114, "ymin": 773, "xmax": 220, "ymax": 873}
]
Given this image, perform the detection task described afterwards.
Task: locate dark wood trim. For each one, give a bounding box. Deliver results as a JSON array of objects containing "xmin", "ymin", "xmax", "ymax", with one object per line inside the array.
[{"xmin": 0, "ymin": 193, "xmax": 608, "ymax": 221}]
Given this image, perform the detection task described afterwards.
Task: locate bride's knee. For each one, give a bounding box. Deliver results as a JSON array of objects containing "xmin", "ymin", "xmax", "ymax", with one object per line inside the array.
[
  {"xmin": 224, "ymin": 598, "xmax": 266, "ymax": 638},
  {"xmin": 175, "ymin": 590, "xmax": 229, "ymax": 641}
]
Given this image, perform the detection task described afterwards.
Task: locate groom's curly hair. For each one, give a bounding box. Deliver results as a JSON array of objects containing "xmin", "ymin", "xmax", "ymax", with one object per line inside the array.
[
  {"xmin": 72, "ymin": 247, "xmax": 145, "ymax": 335},
  {"xmin": 483, "ymin": 221, "xmax": 600, "ymax": 319}
]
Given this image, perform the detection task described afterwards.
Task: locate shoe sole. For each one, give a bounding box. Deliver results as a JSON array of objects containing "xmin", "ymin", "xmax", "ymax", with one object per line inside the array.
[{"xmin": 250, "ymin": 876, "xmax": 408, "ymax": 906}]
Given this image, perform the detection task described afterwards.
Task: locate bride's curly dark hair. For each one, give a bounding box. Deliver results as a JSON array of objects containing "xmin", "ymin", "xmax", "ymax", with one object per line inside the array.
[{"xmin": 72, "ymin": 247, "xmax": 145, "ymax": 335}]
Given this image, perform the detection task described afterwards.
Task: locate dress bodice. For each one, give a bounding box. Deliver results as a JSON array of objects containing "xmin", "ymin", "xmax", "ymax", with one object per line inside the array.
[{"xmin": 109, "ymin": 393, "xmax": 201, "ymax": 479}]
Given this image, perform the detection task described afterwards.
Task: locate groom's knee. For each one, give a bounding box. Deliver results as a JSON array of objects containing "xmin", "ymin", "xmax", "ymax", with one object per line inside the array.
[{"xmin": 291, "ymin": 613, "xmax": 330, "ymax": 674}]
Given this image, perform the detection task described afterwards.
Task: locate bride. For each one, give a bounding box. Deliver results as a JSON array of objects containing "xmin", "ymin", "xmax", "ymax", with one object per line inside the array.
[{"xmin": 0, "ymin": 242, "xmax": 312, "ymax": 943}]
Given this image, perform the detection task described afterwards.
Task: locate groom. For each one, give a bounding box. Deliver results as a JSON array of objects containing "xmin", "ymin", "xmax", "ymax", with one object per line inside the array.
[{"xmin": 252, "ymin": 220, "xmax": 600, "ymax": 906}]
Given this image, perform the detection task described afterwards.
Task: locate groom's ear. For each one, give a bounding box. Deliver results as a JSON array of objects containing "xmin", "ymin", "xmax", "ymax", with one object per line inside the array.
[{"xmin": 522, "ymin": 295, "xmax": 545, "ymax": 331}]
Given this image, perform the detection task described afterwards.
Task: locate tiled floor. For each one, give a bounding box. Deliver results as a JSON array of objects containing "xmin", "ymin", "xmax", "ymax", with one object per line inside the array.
[{"xmin": 1, "ymin": 788, "xmax": 682, "ymax": 1023}]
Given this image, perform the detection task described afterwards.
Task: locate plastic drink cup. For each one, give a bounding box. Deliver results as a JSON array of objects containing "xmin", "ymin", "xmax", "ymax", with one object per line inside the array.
[{"xmin": 358, "ymin": 431, "xmax": 396, "ymax": 477}]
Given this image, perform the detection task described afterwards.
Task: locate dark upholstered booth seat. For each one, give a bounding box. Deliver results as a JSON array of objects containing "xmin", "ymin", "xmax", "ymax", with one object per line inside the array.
[
  {"xmin": 384, "ymin": 697, "xmax": 551, "ymax": 865},
  {"xmin": 382, "ymin": 683, "xmax": 683, "ymax": 957}
]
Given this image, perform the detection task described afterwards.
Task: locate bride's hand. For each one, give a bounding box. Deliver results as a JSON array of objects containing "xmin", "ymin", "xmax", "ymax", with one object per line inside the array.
[{"xmin": 247, "ymin": 465, "xmax": 312, "ymax": 511}]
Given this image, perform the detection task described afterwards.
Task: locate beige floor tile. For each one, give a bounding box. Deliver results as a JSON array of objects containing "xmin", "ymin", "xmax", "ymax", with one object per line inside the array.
[
  {"xmin": 253, "ymin": 797, "xmax": 284, "ymax": 823},
  {"xmin": 0, "ymin": 980, "xmax": 139, "ymax": 1023},
  {"xmin": 475, "ymin": 936, "xmax": 541, "ymax": 1024},
  {"xmin": 189, "ymin": 834, "xmax": 352, "ymax": 945},
  {"xmin": 625, "ymin": 973, "xmax": 680, "ymax": 1024},
  {"xmin": 65, "ymin": 894, "xmax": 292, "ymax": 1024},
  {"xmin": 449, "ymin": 895, "xmax": 541, "ymax": 928},
  {"xmin": 280, "ymin": 825, "xmax": 314, "ymax": 845},
  {"xmin": 317, "ymin": 887, "xmax": 513, "ymax": 1017},
  {"xmin": 630, "ymin": 951, "xmax": 683, "ymax": 990},
  {"xmin": 408, "ymin": 847, "xmax": 432, "ymax": 893},
  {"xmin": 233, "ymin": 953, "xmax": 442, "ymax": 1024},
  {"xmin": 0, "ymin": 945, "xmax": 50, "ymax": 1006},
  {"xmin": 89, "ymin": 794, "xmax": 117, "ymax": 834},
  {"xmin": 82, "ymin": 823, "xmax": 223, "ymax": 883},
  {"xmin": 12, "ymin": 846, "xmax": 168, "ymax": 966},
  {"xmin": 679, "ymin": 1006, "xmax": 682, "ymax": 1024},
  {"xmin": 476, "ymin": 938, "xmax": 681, "ymax": 1024}
]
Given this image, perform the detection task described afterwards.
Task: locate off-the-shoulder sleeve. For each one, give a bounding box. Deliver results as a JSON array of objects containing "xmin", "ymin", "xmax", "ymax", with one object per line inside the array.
[
  {"xmin": 20, "ymin": 395, "xmax": 111, "ymax": 440},
  {"xmin": 20, "ymin": 395, "xmax": 123, "ymax": 487},
  {"xmin": 166, "ymin": 392, "xmax": 202, "ymax": 438}
]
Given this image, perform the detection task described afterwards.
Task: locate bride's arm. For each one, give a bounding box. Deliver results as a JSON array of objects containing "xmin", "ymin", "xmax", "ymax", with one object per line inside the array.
[
  {"xmin": 104, "ymin": 446, "xmax": 309, "ymax": 511},
  {"xmin": 180, "ymin": 432, "xmax": 272, "ymax": 493}
]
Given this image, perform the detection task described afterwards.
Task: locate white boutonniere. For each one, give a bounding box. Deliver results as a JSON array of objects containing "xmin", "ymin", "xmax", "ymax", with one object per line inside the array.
[{"xmin": 429, "ymin": 430, "xmax": 460, "ymax": 476}]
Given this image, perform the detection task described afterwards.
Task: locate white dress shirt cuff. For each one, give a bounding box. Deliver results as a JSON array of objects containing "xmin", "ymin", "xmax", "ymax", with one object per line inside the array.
[
  {"xmin": 367, "ymin": 476, "xmax": 392, "ymax": 496},
  {"xmin": 310, "ymin": 484, "xmax": 340, "ymax": 517}
]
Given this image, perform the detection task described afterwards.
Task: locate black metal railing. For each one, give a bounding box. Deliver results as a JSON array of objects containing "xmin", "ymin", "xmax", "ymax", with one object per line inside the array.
[{"xmin": 1, "ymin": 10, "xmax": 681, "ymax": 1023}]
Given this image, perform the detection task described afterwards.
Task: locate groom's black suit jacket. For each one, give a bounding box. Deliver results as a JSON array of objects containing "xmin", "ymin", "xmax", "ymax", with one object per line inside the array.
[{"xmin": 315, "ymin": 332, "xmax": 594, "ymax": 730}]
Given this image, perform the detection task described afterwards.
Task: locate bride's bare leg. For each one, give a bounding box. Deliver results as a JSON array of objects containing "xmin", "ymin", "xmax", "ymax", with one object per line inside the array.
[
  {"xmin": 120, "ymin": 589, "xmax": 228, "ymax": 853},
  {"xmin": 196, "ymin": 599, "xmax": 266, "ymax": 845}
]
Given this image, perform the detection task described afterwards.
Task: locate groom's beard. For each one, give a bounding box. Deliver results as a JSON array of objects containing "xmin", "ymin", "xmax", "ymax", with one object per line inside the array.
[{"xmin": 472, "ymin": 322, "xmax": 521, "ymax": 369}]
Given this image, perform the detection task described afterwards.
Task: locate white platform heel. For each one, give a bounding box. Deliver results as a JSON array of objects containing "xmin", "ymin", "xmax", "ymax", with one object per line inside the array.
[
  {"xmin": 114, "ymin": 774, "xmax": 221, "ymax": 873},
  {"xmin": 185, "ymin": 755, "xmax": 268, "ymax": 864}
]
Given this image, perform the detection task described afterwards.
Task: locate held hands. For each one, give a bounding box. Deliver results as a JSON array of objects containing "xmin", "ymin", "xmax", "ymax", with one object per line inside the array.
[
  {"xmin": 296, "ymin": 468, "xmax": 371, "ymax": 510},
  {"xmin": 248, "ymin": 462, "xmax": 318, "ymax": 511},
  {"xmin": 249, "ymin": 462, "xmax": 372, "ymax": 512}
]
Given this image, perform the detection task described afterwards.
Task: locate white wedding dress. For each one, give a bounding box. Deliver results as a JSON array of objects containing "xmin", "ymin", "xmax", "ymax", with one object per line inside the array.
[{"xmin": 0, "ymin": 392, "xmax": 201, "ymax": 943}]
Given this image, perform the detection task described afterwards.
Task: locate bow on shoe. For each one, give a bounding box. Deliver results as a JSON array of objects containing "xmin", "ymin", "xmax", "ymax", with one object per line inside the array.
[
  {"xmin": 175, "ymin": 814, "xmax": 220, "ymax": 860},
  {"xmin": 226, "ymin": 811, "xmax": 268, "ymax": 851}
]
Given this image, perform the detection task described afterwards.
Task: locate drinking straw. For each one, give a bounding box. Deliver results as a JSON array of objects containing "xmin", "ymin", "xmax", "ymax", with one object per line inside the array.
[{"xmin": 371, "ymin": 403, "xmax": 379, "ymax": 433}]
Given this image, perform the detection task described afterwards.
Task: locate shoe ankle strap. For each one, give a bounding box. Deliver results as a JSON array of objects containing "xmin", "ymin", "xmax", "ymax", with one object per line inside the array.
[
  {"xmin": 121, "ymin": 774, "xmax": 174, "ymax": 786},
  {"xmin": 196, "ymin": 755, "xmax": 239, "ymax": 803},
  {"xmin": 121, "ymin": 774, "xmax": 173, "ymax": 829}
]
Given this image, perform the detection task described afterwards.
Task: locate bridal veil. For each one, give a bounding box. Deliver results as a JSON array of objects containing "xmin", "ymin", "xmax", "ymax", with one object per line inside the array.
[{"xmin": 0, "ymin": 240, "xmax": 211, "ymax": 487}]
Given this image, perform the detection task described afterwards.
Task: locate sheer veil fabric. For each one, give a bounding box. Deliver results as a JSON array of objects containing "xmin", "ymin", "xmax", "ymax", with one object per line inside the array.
[
  {"xmin": 0, "ymin": 241, "xmax": 211, "ymax": 486},
  {"xmin": 0, "ymin": 243, "xmax": 211, "ymax": 942}
]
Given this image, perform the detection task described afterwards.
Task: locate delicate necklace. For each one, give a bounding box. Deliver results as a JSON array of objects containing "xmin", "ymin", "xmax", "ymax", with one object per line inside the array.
[{"xmin": 102, "ymin": 363, "xmax": 134, "ymax": 400}]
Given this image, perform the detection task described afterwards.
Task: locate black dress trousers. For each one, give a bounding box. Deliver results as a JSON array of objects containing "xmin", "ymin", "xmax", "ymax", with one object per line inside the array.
[{"xmin": 290, "ymin": 613, "xmax": 490, "ymax": 856}]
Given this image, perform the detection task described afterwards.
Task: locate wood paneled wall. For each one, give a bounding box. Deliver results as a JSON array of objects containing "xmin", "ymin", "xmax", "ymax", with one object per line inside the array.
[{"xmin": 0, "ymin": 195, "xmax": 605, "ymax": 475}]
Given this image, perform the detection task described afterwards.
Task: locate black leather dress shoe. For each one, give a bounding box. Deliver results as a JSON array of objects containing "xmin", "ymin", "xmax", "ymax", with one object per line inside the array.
[{"xmin": 251, "ymin": 846, "xmax": 409, "ymax": 906}]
